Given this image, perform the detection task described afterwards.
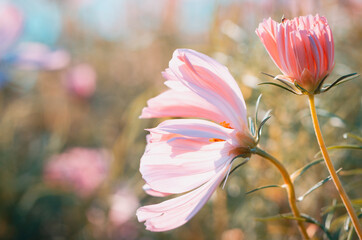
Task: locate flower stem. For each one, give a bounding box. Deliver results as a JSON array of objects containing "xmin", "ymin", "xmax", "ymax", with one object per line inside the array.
[
  {"xmin": 252, "ymin": 147, "xmax": 309, "ymax": 239},
  {"xmin": 308, "ymin": 94, "xmax": 362, "ymax": 238}
]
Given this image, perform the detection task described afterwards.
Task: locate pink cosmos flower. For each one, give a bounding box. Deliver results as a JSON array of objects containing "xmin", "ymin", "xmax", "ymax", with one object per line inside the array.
[
  {"xmin": 136, "ymin": 49, "xmax": 256, "ymax": 232},
  {"xmin": 44, "ymin": 148, "xmax": 110, "ymax": 197},
  {"xmin": 63, "ymin": 63, "xmax": 97, "ymax": 98},
  {"xmin": 256, "ymin": 15, "xmax": 335, "ymax": 93}
]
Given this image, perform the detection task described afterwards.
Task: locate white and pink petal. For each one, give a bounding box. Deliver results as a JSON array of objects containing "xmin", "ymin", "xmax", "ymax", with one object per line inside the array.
[{"xmin": 136, "ymin": 166, "xmax": 229, "ymax": 232}]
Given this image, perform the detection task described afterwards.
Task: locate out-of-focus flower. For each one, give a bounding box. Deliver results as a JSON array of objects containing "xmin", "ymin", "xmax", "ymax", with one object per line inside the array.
[
  {"xmin": 0, "ymin": 3, "xmax": 23, "ymax": 56},
  {"xmin": 137, "ymin": 49, "xmax": 256, "ymax": 232},
  {"xmin": 44, "ymin": 148, "xmax": 110, "ymax": 197},
  {"xmin": 0, "ymin": 2, "xmax": 69, "ymax": 87},
  {"xmin": 256, "ymin": 15, "xmax": 334, "ymax": 93},
  {"xmin": 13, "ymin": 43, "xmax": 70, "ymax": 70},
  {"xmin": 109, "ymin": 188, "xmax": 139, "ymax": 226},
  {"xmin": 63, "ymin": 63, "xmax": 97, "ymax": 98}
]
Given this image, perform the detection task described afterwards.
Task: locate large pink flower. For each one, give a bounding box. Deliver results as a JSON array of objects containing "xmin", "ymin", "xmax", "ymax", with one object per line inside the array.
[
  {"xmin": 136, "ymin": 49, "xmax": 256, "ymax": 232},
  {"xmin": 256, "ymin": 15, "xmax": 334, "ymax": 93}
]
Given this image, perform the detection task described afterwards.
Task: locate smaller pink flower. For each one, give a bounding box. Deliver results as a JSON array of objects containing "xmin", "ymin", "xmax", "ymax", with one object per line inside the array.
[
  {"xmin": 44, "ymin": 148, "xmax": 110, "ymax": 197},
  {"xmin": 63, "ymin": 63, "xmax": 97, "ymax": 98},
  {"xmin": 256, "ymin": 14, "xmax": 335, "ymax": 93}
]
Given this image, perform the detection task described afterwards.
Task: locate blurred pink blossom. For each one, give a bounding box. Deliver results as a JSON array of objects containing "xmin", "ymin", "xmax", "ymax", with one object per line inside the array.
[
  {"xmin": 109, "ymin": 188, "xmax": 139, "ymax": 226},
  {"xmin": 0, "ymin": 3, "xmax": 23, "ymax": 56},
  {"xmin": 63, "ymin": 63, "xmax": 97, "ymax": 98},
  {"xmin": 0, "ymin": 2, "xmax": 70, "ymax": 88},
  {"xmin": 44, "ymin": 148, "xmax": 110, "ymax": 197},
  {"xmin": 14, "ymin": 43, "xmax": 70, "ymax": 70},
  {"xmin": 256, "ymin": 15, "xmax": 335, "ymax": 93},
  {"xmin": 137, "ymin": 49, "xmax": 256, "ymax": 232}
]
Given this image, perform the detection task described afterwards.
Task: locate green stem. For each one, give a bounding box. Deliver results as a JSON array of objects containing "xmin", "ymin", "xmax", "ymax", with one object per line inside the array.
[
  {"xmin": 308, "ymin": 94, "xmax": 362, "ymax": 238},
  {"xmin": 251, "ymin": 147, "xmax": 309, "ymax": 239}
]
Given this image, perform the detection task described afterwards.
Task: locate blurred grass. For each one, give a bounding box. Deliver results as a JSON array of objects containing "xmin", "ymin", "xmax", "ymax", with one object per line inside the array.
[{"xmin": 0, "ymin": 0, "xmax": 361, "ymax": 239}]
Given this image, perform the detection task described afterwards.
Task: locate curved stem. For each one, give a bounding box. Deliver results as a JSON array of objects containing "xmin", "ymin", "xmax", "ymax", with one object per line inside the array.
[
  {"xmin": 308, "ymin": 94, "xmax": 362, "ymax": 238},
  {"xmin": 252, "ymin": 147, "xmax": 309, "ymax": 239}
]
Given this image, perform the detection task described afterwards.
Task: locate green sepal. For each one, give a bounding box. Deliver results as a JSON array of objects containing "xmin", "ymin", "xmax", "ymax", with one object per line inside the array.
[
  {"xmin": 320, "ymin": 73, "xmax": 359, "ymax": 93},
  {"xmin": 258, "ymin": 82, "xmax": 301, "ymax": 95}
]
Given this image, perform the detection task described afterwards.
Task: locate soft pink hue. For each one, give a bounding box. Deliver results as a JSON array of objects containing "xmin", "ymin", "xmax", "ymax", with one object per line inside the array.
[
  {"xmin": 0, "ymin": 4, "xmax": 70, "ymax": 71},
  {"xmin": 15, "ymin": 43, "xmax": 70, "ymax": 70},
  {"xmin": 44, "ymin": 148, "xmax": 110, "ymax": 197},
  {"xmin": 63, "ymin": 63, "xmax": 97, "ymax": 98},
  {"xmin": 109, "ymin": 188, "xmax": 139, "ymax": 226},
  {"xmin": 137, "ymin": 49, "xmax": 255, "ymax": 232},
  {"xmin": 0, "ymin": 3, "xmax": 23, "ymax": 56},
  {"xmin": 256, "ymin": 15, "xmax": 335, "ymax": 93}
]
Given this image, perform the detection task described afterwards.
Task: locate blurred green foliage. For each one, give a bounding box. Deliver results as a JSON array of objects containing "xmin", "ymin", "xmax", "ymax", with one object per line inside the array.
[{"xmin": 0, "ymin": 0, "xmax": 361, "ymax": 239}]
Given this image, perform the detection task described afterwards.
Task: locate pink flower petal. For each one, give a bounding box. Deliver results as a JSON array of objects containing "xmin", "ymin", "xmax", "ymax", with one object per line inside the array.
[
  {"xmin": 137, "ymin": 166, "xmax": 229, "ymax": 232},
  {"xmin": 143, "ymin": 184, "xmax": 172, "ymax": 197},
  {"xmin": 256, "ymin": 14, "xmax": 334, "ymax": 93},
  {"xmin": 150, "ymin": 119, "xmax": 234, "ymax": 141},
  {"xmin": 140, "ymin": 89, "xmax": 229, "ymax": 124},
  {"xmin": 162, "ymin": 49, "xmax": 248, "ymax": 130},
  {"xmin": 141, "ymin": 49, "xmax": 251, "ymax": 131},
  {"xmin": 141, "ymin": 135, "xmax": 233, "ymax": 193}
]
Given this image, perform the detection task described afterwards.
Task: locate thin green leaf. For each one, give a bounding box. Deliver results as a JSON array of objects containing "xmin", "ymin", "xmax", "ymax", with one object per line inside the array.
[
  {"xmin": 220, "ymin": 157, "xmax": 250, "ymax": 187},
  {"xmin": 245, "ymin": 184, "xmax": 281, "ymax": 195},
  {"xmin": 290, "ymin": 158, "xmax": 324, "ymax": 182},
  {"xmin": 315, "ymin": 145, "xmax": 362, "ymax": 157},
  {"xmin": 343, "ymin": 133, "xmax": 362, "ymax": 142},
  {"xmin": 322, "ymin": 199, "xmax": 362, "ymax": 215},
  {"xmin": 258, "ymin": 82, "xmax": 300, "ymax": 95},
  {"xmin": 255, "ymin": 213, "xmax": 305, "ymax": 222},
  {"xmin": 301, "ymin": 214, "xmax": 334, "ymax": 240},
  {"xmin": 228, "ymin": 158, "xmax": 250, "ymax": 176},
  {"xmin": 321, "ymin": 73, "xmax": 359, "ymax": 92},
  {"xmin": 298, "ymin": 168, "xmax": 342, "ymax": 202}
]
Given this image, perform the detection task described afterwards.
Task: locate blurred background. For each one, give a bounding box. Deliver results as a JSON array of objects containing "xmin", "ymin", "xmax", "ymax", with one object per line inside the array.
[{"xmin": 0, "ymin": 0, "xmax": 361, "ymax": 239}]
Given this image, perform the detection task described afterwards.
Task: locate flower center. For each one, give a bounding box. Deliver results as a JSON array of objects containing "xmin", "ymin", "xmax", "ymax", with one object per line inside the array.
[{"xmin": 209, "ymin": 121, "xmax": 233, "ymax": 142}]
